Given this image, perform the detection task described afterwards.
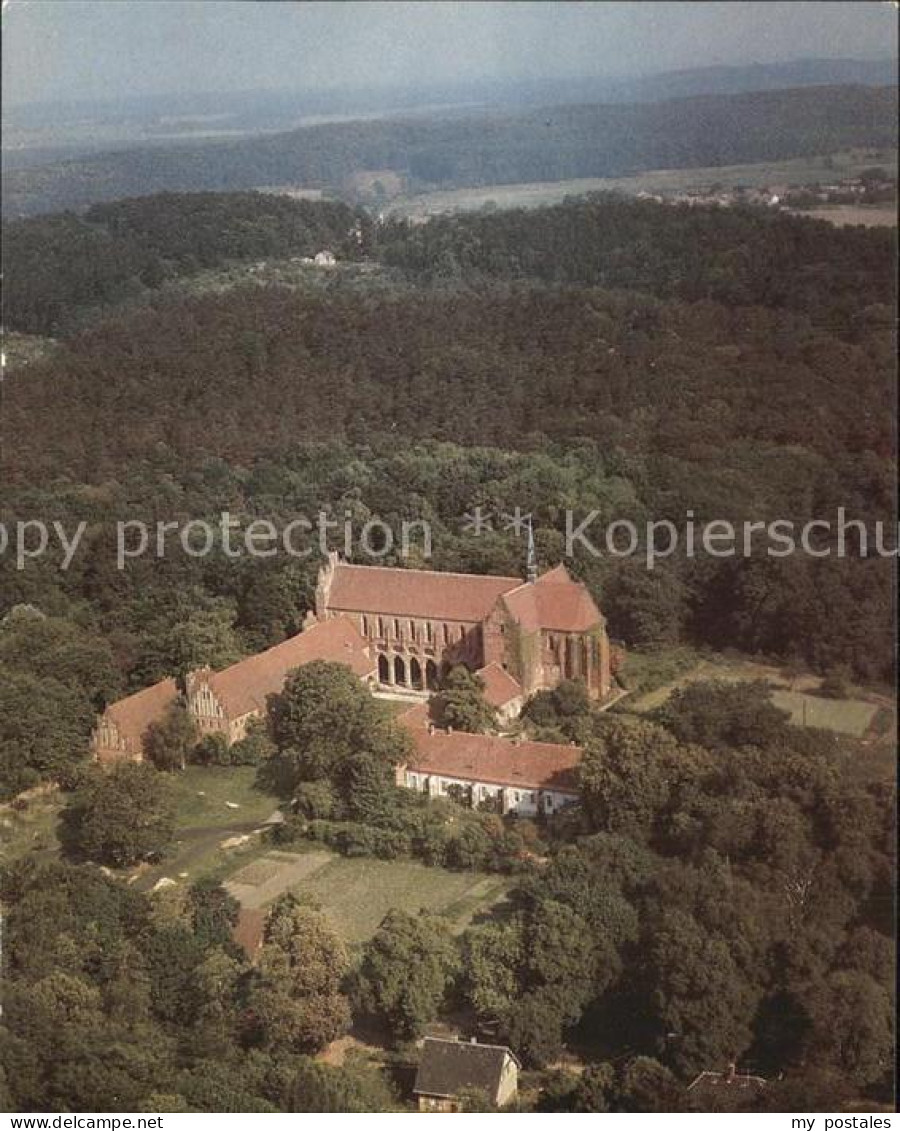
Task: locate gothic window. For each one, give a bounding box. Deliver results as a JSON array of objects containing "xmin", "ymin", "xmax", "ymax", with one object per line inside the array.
[
  {"xmin": 361, "ymin": 614, "xmax": 369, "ymax": 636},
  {"xmin": 394, "ymin": 618, "xmax": 401, "ymax": 639},
  {"xmin": 409, "ymin": 619, "xmax": 416, "ymax": 641}
]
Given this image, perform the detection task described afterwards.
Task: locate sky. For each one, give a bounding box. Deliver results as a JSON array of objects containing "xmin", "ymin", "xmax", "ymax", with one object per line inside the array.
[{"xmin": 2, "ymin": 0, "xmax": 898, "ymax": 108}]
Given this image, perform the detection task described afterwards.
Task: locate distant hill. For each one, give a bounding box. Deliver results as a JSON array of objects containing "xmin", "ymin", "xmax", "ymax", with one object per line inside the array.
[
  {"xmin": 2, "ymin": 193, "xmax": 364, "ymax": 336},
  {"xmin": 590, "ymin": 57, "xmax": 898, "ymax": 102},
  {"xmin": 3, "ymin": 84, "xmax": 896, "ymax": 217}
]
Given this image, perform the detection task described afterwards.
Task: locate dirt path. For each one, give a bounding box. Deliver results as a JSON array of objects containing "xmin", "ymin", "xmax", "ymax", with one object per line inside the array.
[{"xmin": 131, "ymin": 819, "xmax": 266, "ymax": 892}]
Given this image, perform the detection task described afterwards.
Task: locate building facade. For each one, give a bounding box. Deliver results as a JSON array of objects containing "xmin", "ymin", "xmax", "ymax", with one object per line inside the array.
[
  {"xmin": 397, "ymin": 702, "xmax": 580, "ymax": 817},
  {"xmin": 90, "ymin": 617, "xmax": 375, "ymax": 763},
  {"xmin": 314, "ymin": 554, "xmax": 611, "ymax": 700}
]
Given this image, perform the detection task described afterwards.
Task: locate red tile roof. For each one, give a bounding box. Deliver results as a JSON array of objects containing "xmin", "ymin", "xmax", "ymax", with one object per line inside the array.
[
  {"xmin": 95, "ymin": 678, "xmax": 179, "ymax": 754},
  {"xmin": 399, "ymin": 708, "xmax": 581, "ymax": 793},
  {"xmin": 501, "ymin": 565, "xmax": 602, "ymax": 634},
  {"xmin": 327, "ymin": 563, "xmax": 521, "ymax": 623},
  {"xmin": 206, "ymin": 617, "xmax": 374, "ymax": 720},
  {"xmin": 476, "ymin": 662, "xmax": 523, "ymax": 709}
]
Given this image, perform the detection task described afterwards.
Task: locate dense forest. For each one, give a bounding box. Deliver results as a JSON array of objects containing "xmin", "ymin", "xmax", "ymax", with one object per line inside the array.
[
  {"xmin": 2, "ymin": 193, "xmax": 367, "ymax": 335},
  {"xmin": 0, "ymin": 187, "xmax": 895, "ymax": 1111},
  {"xmin": 1, "ymin": 194, "xmax": 895, "ymax": 705},
  {"xmin": 4, "ymin": 83, "xmax": 896, "ymax": 216}
]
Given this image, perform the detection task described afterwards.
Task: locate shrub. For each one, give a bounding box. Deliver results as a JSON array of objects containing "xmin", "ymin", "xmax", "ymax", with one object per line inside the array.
[{"xmin": 294, "ymin": 780, "xmax": 336, "ymax": 819}]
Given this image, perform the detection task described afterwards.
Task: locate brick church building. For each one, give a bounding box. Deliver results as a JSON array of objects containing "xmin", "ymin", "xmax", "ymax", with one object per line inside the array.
[{"xmin": 313, "ymin": 551, "xmax": 611, "ymax": 700}]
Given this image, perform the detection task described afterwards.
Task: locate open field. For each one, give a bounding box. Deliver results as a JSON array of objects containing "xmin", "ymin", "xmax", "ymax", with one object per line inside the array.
[
  {"xmin": 388, "ymin": 148, "xmax": 898, "ymax": 218},
  {"xmin": 623, "ymin": 651, "xmax": 890, "ymax": 736},
  {"xmin": 623, "ymin": 652, "xmax": 788, "ymax": 714},
  {"xmin": 0, "ymin": 767, "xmax": 279, "ymax": 875},
  {"xmin": 2, "ymin": 332, "xmax": 60, "ymax": 371},
  {"xmin": 225, "ymin": 847, "xmax": 512, "ymax": 944},
  {"xmin": 167, "ymin": 765, "xmax": 279, "ymax": 830},
  {"xmin": 130, "ymin": 765, "xmax": 283, "ymax": 891},
  {"xmin": 785, "ymin": 204, "xmax": 896, "ymax": 228},
  {"xmin": 289, "ymin": 854, "xmax": 512, "ymax": 943},
  {"xmin": 769, "ymin": 689, "xmax": 880, "ymax": 736}
]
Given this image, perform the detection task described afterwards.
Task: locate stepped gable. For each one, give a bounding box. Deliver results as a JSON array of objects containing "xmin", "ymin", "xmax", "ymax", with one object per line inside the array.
[{"xmin": 92, "ymin": 677, "xmax": 179, "ymax": 760}]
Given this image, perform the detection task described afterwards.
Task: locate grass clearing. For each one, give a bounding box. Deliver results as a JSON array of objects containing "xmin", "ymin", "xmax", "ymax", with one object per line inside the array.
[
  {"xmin": 276, "ymin": 852, "xmax": 513, "ymax": 944},
  {"xmin": 167, "ymin": 765, "xmax": 279, "ymax": 830},
  {"xmin": 616, "ymin": 646, "xmax": 705, "ymax": 701},
  {"xmin": 0, "ymin": 786, "xmax": 63, "ymax": 864},
  {"xmin": 769, "ymin": 690, "xmax": 880, "ymax": 736},
  {"xmin": 622, "ymin": 651, "xmax": 780, "ymax": 714},
  {"xmin": 621, "ymin": 649, "xmax": 893, "ymax": 742},
  {"xmin": 225, "ymin": 849, "xmax": 333, "ymax": 908},
  {"xmin": 128, "ymin": 765, "xmax": 283, "ymax": 892}
]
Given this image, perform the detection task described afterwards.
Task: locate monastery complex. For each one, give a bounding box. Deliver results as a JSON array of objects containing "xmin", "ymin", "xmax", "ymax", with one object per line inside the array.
[{"xmin": 91, "ymin": 556, "xmax": 613, "ymax": 814}]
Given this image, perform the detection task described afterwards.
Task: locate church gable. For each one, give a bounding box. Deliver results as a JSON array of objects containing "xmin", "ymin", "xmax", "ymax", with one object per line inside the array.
[
  {"xmin": 500, "ymin": 567, "xmax": 603, "ymax": 635},
  {"xmin": 90, "ymin": 677, "xmax": 179, "ymax": 763}
]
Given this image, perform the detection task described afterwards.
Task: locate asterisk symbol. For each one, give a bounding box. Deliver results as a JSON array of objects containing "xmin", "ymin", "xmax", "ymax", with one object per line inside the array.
[
  {"xmin": 501, "ymin": 507, "xmax": 532, "ymax": 537},
  {"xmin": 461, "ymin": 506, "xmax": 493, "ymax": 536}
]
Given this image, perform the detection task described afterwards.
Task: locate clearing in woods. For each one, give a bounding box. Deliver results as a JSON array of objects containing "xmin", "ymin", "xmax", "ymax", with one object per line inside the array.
[{"xmin": 225, "ymin": 848, "xmax": 512, "ymax": 943}]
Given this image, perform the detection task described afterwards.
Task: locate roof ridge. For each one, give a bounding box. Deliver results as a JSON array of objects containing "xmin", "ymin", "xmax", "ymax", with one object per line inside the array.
[
  {"xmin": 336, "ymin": 561, "xmax": 522, "ymax": 584},
  {"xmin": 422, "ymin": 1037, "xmax": 511, "ymax": 1053}
]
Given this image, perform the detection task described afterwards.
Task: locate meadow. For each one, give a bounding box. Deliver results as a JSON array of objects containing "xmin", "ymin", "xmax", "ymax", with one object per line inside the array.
[
  {"xmin": 388, "ymin": 148, "xmax": 898, "ymax": 218},
  {"xmin": 226, "ymin": 848, "xmax": 512, "ymax": 944}
]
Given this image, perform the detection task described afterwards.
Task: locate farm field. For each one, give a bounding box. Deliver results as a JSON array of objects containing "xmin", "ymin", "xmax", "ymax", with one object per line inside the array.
[
  {"xmin": 785, "ymin": 204, "xmax": 896, "ymax": 228},
  {"xmin": 226, "ymin": 847, "xmax": 512, "ymax": 944},
  {"xmin": 388, "ymin": 148, "xmax": 898, "ymax": 218}
]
